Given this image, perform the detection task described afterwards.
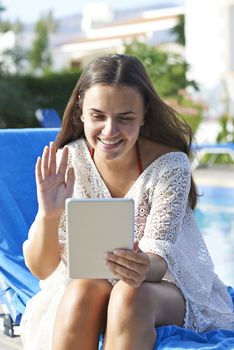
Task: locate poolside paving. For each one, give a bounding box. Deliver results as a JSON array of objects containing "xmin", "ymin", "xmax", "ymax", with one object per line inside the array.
[{"xmin": 0, "ymin": 164, "xmax": 233, "ymax": 349}]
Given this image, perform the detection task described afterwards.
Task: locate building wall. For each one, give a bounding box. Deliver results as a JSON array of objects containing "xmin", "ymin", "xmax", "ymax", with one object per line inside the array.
[
  {"xmin": 185, "ymin": 0, "xmax": 228, "ymax": 89},
  {"xmin": 52, "ymin": 6, "xmax": 184, "ymax": 70},
  {"xmin": 185, "ymin": 0, "xmax": 234, "ymax": 117},
  {"xmin": 229, "ymin": 4, "xmax": 234, "ymax": 72}
]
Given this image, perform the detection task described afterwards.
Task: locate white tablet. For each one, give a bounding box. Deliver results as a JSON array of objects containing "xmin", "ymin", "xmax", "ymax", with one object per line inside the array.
[{"xmin": 66, "ymin": 198, "xmax": 134, "ymax": 279}]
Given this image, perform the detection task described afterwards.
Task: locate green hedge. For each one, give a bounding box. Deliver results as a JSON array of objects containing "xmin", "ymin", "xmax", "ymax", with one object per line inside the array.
[
  {"xmin": 0, "ymin": 70, "xmax": 81, "ymax": 128},
  {"xmin": 0, "ymin": 69, "xmax": 203, "ymax": 132}
]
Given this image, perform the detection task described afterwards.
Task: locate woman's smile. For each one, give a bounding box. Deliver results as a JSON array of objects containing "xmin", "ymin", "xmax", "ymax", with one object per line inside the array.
[{"xmin": 97, "ymin": 137, "xmax": 123, "ymax": 146}]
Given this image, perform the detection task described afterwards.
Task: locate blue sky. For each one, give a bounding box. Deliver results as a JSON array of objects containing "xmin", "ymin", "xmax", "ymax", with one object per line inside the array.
[{"xmin": 2, "ymin": 0, "xmax": 183, "ymax": 23}]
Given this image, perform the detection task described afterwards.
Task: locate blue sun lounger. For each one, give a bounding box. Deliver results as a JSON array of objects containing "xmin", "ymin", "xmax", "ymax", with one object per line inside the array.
[
  {"xmin": 35, "ymin": 108, "xmax": 61, "ymax": 128},
  {"xmin": 0, "ymin": 128, "xmax": 59, "ymax": 336},
  {"xmin": 0, "ymin": 128, "xmax": 234, "ymax": 348}
]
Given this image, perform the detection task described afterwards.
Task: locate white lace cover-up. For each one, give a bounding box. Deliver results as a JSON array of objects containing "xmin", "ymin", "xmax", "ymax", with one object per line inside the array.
[{"xmin": 20, "ymin": 138, "xmax": 234, "ymax": 349}]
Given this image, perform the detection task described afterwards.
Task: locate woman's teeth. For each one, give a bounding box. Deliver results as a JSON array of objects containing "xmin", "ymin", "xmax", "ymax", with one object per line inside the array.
[{"xmin": 99, "ymin": 139, "xmax": 121, "ymax": 145}]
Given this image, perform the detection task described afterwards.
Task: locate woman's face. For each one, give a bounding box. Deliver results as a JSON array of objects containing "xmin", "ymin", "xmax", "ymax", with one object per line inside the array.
[{"xmin": 81, "ymin": 84, "xmax": 145, "ymax": 161}]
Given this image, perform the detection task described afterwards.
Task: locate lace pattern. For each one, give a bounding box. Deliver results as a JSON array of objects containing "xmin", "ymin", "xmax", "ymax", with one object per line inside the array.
[
  {"xmin": 23, "ymin": 138, "xmax": 234, "ymax": 342},
  {"xmin": 57, "ymin": 139, "xmax": 234, "ymax": 331}
]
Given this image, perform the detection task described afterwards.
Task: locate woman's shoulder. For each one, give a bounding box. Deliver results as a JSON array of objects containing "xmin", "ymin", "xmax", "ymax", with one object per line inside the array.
[
  {"xmin": 66, "ymin": 137, "xmax": 85, "ymax": 149},
  {"xmin": 139, "ymin": 137, "xmax": 189, "ymax": 171},
  {"xmin": 56, "ymin": 138, "xmax": 89, "ymax": 168},
  {"xmin": 57, "ymin": 138, "xmax": 85, "ymax": 152}
]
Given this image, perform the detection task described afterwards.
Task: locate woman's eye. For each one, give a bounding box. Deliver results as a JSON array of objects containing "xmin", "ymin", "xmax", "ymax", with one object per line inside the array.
[
  {"xmin": 119, "ymin": 117, "xmax": 133, "ymax": 123},
  {"xmin": 91, "ymin": 114, "xmax": 105, "ymax": 120}
]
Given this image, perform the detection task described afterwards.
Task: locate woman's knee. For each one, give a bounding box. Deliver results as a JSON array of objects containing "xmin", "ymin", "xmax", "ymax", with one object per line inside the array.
[
  {"xmin": 107, "ymin": 281, "xmax": 154, "ymax": 326},
  {"xmin": 57, "ymin": 279, "xmax": 111, "ymax": 325}
]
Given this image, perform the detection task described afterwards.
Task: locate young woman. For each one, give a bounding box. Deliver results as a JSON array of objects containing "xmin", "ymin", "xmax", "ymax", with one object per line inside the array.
[{"xmin": 21, "ymin": 54, "xmax": 234, "ymax": 350}]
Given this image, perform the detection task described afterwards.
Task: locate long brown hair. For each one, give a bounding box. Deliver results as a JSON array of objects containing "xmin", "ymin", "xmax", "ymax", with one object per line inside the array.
[{"xmin": 56, "ymin": 54, "xmax": 197, "ymax": 208}]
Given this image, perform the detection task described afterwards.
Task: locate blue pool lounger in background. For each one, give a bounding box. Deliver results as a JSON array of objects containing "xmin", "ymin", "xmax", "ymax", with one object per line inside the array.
[
  {"xmin": 191, "ymin": 142, "xmax": 234, "ymax": 170},
  {"xmin": 35, "ymin": 108, "xmax": 62, "ymax": 128},
  {"xmin": 0, "ymin": 128, "xmax": 234, "ymax": 348}
]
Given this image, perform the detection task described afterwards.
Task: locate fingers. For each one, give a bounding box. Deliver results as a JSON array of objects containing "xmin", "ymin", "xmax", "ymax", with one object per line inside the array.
[
  {"xmin": 35, "ymin": 156, "xmax": 43, "ymax": 185},
  {"xmin": 106, "ymin": 257, "xmax": 145, "ymax": 277},
  {"xmin": 37, "ymin": 142, "xmax": 69, "ymax": 181},
  {"xmin": 41, "ymin": 146, "xmax": 49, "ymax": 179},
  {"xmin": 106, "ymin": 251, "xmax": 147, "ymax": 269},
  {"xmin": 49, "ymin": 142, "xmax": 56, "ymax": 175},
  {"xmin": 37, "ymin": 142, "xmax": 57, "ymax": 181},
  {"xmin": 112, "ymin": 249, "xmax": 150, "ymax": 265},
  {"xmin": 106, "ymin": 260, "xmax": 142, "ymax": 287},
  {"xmin": 105, "ymin": 250, "xmax": 150, "ymax": 287}
]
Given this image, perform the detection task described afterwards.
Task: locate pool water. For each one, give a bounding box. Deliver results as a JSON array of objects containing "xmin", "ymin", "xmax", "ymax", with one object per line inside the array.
[{"xmin": 195, "ymin": 186, "xmax": 234, "ymax": 287}]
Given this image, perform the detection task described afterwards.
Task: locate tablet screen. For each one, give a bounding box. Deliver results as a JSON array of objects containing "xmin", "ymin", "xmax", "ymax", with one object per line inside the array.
[{"xmin": 66, "ymin": 198, "xmax": 134, "ymax": 279}]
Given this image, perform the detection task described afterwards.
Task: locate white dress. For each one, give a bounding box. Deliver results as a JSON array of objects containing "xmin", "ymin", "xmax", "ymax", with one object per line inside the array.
[{"xmin": 20, "ymin": 138, "xmax": 234, "ymax": 349}]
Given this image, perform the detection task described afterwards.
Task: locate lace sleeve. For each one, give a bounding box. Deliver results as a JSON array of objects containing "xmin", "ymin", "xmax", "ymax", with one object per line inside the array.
[{"xmin": 139, "ymin": 154, "xmax": 191, "ymax": 259}]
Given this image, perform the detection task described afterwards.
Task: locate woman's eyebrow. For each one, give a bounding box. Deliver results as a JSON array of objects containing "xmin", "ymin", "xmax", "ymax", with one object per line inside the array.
[
  {"xmin": 88, "ymin": 108, "xmax": 136, "ymax": 115},
  {"xmin": 116, "ymin": 111, "xmax": 136, "ymax": 116},
  {"xmin": 88, "ymin": 108, "xmax": 104, "ymax": 113}
]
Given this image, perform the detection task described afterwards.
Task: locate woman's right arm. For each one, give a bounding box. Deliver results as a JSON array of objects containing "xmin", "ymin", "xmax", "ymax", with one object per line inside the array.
[
  {"xmin": 24, "ymin": 142, "xmax": 75, "ymax": 280},
  {"xmin": 24, "ymin": 214, "xmax": 61, "ymax": 280}
]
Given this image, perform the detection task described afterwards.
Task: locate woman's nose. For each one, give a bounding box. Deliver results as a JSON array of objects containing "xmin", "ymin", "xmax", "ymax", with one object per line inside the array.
[{"xmin": 101, "ymin": 119, "xmax": 118, "ymax": 136}]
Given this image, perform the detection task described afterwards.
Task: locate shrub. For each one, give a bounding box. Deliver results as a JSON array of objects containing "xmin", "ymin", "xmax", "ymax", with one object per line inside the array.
[{"xmin": 0, "ymin": 69, "xmax": 81, "ymax": 128}]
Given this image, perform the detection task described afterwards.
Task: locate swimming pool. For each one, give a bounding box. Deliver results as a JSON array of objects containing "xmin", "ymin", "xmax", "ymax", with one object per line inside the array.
[{"xmin": 195, "ymin": 186, "xmax": 234, "ymax": 287}]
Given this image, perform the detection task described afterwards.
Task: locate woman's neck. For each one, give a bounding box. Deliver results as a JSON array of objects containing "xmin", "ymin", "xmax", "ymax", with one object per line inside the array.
[
  {"xmin": 89, "ymin": 139, "xmax": 143, "ymax": 176},
  {"xmin": 94, "ymin": 146, "xmax": 138, "ymax": 175}
]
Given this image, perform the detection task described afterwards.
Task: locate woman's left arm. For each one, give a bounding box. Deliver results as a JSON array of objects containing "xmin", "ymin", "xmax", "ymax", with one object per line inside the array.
[{"xmin": 145, "ymin": 252, "xmax": 167, "ymax": 282}]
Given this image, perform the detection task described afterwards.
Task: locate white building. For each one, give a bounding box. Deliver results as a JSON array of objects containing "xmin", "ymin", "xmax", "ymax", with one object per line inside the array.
[
  {"xmin": 81, "ymin": 3, "xmax": 114, "ymax": 32},
  {"xmin": 52, "ymin": 4, "xmax": 185, "ymax": 70},
  {"xmin": 185, "ymin": 0, "xmax": 234, "ymax": 118}
]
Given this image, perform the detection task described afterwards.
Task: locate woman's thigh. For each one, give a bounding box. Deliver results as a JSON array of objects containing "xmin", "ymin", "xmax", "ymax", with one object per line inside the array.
[
  {"xmin": 141, "ymin": 280, "xmax": 185, "ymax": 327},
  {"xmin": 108, "ymin": 280, "xmax": 185, "ymax": 327}
]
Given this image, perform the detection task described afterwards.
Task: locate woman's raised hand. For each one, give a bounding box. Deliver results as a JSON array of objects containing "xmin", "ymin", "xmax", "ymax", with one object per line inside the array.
[{"xmin": 35, "ymin": 142, "xmax": 75, "ymax": 219}]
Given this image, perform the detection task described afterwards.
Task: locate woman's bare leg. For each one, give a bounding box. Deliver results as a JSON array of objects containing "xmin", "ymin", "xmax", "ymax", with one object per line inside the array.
[
  {"xmin": 51, "ymin": 279, "xmax": 112, "ymax": 350},
  {"xmin": 103, "ymin": 280, "xmax": 185, "ymax": 350}
]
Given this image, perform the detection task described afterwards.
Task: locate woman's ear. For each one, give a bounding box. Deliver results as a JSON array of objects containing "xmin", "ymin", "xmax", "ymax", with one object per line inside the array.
[{"xmin": 80, "ymin": 115, "xmax": 84, "ymax": 122}]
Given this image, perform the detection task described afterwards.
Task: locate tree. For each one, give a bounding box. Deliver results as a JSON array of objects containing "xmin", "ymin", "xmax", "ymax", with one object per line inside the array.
[
  {"xmin": 124, "ymin": 40, "xmax": 198, "ymax": 98},
  {"xmin": 12, "ymin": 19, "xmax": 24, "ymax": 34},
  {"xmin": 0, "ymin": 1, "xmax": 10, "ymax": 32},
  {"xmin": 0, "ymin": 1, "xmax": 5, "ymax": 15},
  {"xmin": 171, "ymin": 15, "xmax": 185, "ymax": 46},
  {"xmin": 124, "ymin": 40, "xmax": 204, "ymax": 135},
  {"xmin": 0, "ymin": 2, "xmax": 26, "ymax": 74},
  {"xmin": 0, "ymin": 46, "xmax": 28, "ymax": 75},
  {"xmin": 28, "ymin": 11, "xmax": 56, "ymax": 73},
  {"xmin": 0, "ymin": 19, "xmax": 11, "ymax": 32},
  {"xmin": 0, "ymin": 2, "xmax": 23, "ymax": 33}
]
